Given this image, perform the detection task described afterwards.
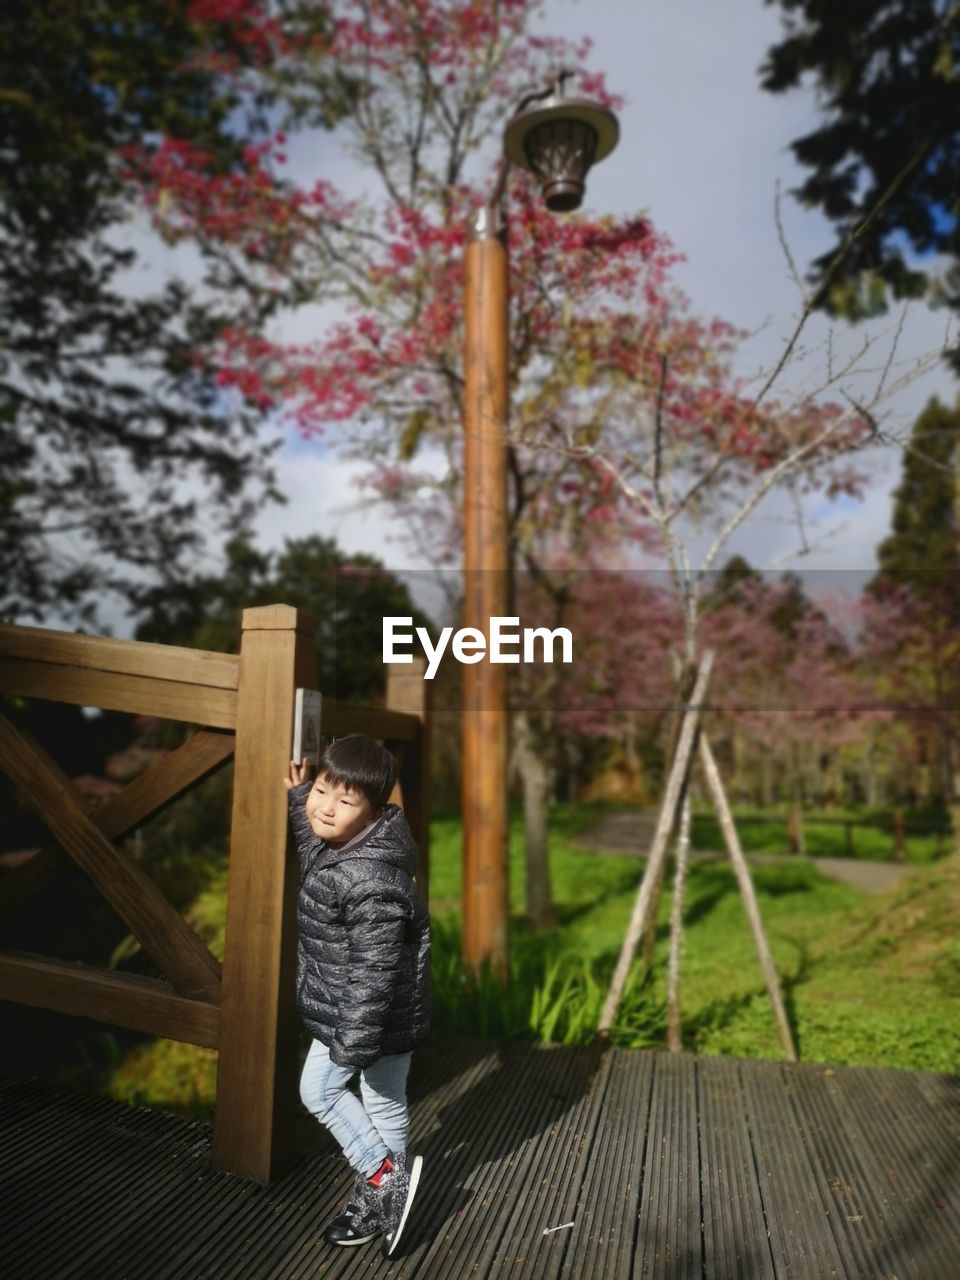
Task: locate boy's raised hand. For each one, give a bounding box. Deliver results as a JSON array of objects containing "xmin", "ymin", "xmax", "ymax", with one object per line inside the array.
[{"xmin": 284, "ymin": 758, "xmax": 313, "ymax": 790}]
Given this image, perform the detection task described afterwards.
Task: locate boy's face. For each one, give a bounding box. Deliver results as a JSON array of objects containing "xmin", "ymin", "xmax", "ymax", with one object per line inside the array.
[{"xmin": 305, "ymin": 773, "xmax": 377, "ymax": 848}]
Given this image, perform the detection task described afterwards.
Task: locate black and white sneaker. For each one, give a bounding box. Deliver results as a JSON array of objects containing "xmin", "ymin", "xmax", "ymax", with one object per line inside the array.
[
  {"xmin": 323, "ymin": 1173, "xmax": 382, "ymax": 1247},
  {"xmin": 379, "ymin": 1150, "xmax": 423, "ymax": 1258}
]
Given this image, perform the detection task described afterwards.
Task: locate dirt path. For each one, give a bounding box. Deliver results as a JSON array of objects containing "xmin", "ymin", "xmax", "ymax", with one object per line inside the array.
[{"xmin": 572, "ymin": 808, "xmax": 918, "ymax": 894}]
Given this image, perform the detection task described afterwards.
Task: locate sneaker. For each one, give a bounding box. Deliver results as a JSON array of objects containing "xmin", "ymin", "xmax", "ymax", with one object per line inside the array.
[
  {"xmin": 379, "ymin": 1150, "xmax": 423, "ymax": 1258},
  {"xmin": 323, "ymin": 1173, "xmax": 382, "ymax": 1247}
]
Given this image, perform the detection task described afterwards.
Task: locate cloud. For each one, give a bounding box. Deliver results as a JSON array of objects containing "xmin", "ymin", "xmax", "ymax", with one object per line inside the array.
[{"xmin": 262, "ymin": 441, "xmax": 446, "ymax": 573}]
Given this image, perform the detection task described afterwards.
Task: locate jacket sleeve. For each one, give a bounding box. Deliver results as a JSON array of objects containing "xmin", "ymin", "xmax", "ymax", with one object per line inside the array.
[
  {"xmin": 287, "ymin": 781, "xmax": 322, "ymax": 876},
  {"xmin": 331, "ymin": 879, "xmax": 408, "ymax": 1069}
]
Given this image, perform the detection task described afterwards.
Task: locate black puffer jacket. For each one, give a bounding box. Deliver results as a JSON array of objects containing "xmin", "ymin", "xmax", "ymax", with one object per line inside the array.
[{"xmin": 289, "ymin": 783, "xmax": 431, "ymax": 1068}]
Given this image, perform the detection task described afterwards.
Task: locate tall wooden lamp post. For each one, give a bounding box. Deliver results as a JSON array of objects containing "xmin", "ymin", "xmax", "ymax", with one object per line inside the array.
[{"xmin": 461, "ymin": 75, "xmax": 619, "ymax": 976}]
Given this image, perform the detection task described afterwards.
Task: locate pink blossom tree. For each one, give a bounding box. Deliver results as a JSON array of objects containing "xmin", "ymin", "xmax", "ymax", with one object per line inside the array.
[
  {"xmin": 123, "ymin": 1, "xmax": 949, "ymax": 928},
  {"xmin": 126, "ymin": 0, "xmax": 687, "ymax": 926},
  {"xmin": 860, "ymin": 583, "xmax": 960, "ymax": 806},
  {"xmin": 509, "ymin": 543, "xmax": 682, "ymax": 924},
  {"xmin": 701, "ymin": 574, "xmax": 875, "ymax": 820}
]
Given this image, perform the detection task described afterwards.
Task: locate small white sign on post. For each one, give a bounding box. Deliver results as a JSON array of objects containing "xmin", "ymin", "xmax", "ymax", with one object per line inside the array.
[{"xmin": 292, "ymin": 689, "xmax": 323, "ymax": 767}]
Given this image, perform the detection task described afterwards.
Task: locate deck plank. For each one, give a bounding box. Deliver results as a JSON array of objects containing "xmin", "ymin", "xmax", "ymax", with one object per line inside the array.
[
  {"xmin": 739, "ymin": 1057, "xmax": 848, "ymax": 1278},
  {"xmin": 634, "ymin": 1052, "xmax": 702, "ymax": 1280},
  {"xmin": 484, "ymin": 1043, "xmax": 608, "ymax": 1278},
  {"xmin": 558, "ymin": 1047, "xmax": 654, "ymax": 1280},
  {"xmin": 2, "ymin": 1086, "xmax": 182, "ymax": 1279},
  {"xmin": 2, "ymin": 1043, "xmax": 959, "ymax": 1280},
  {"xmin": 786, "ymin": 1061, "xmax": 923, "ymax": 1279},
  {"xmin": 396, "ymin": 1042, "xmax": 604, "ymax": 1280},
  {"xmin": 697, "ymin": 1055, "xmax": 776, "ymax": 1280},
  {"xmin": 820, "ymin": 1062, "xmax": 960, "ymax": 1279}
]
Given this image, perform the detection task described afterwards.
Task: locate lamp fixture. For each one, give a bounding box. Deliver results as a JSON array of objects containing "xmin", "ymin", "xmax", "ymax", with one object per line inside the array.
[{"xmin": 503, "ymin": 72, "xmax": 619, "ymax": 212}]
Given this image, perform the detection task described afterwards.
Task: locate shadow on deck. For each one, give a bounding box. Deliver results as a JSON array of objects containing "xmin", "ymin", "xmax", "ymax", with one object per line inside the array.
[{"xmin": 2, "ymin": 1039, "xmax": 958, "ymax": 1280}]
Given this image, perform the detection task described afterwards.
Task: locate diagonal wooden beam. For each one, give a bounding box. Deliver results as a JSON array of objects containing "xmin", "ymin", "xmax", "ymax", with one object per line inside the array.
[
  {"xmin": 101, "ymin": 729, "xmax": 236, "ymax": 836},
  {"xmin": 0, "ymin": 730, "xmax": 235, "ymax": 923},
  {"xmin": 0, "ymin": 714, "xmax": 221, "ymax": 1001}
]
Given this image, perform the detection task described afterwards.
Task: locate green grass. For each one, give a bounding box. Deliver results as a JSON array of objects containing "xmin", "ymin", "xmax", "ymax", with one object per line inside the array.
[
  {"xmin": 100, "ymin": 806, "xmax": 960, "ymax": 1117},
  {"xmin": 427, "ymin": 809, "xmax": 960, "ymax": 1072}
]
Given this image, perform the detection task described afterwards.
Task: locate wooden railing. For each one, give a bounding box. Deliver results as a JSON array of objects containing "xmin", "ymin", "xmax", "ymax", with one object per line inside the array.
[{"xmin": 0, "ymin": 605, "xmax": 430, "ymax": 1183}]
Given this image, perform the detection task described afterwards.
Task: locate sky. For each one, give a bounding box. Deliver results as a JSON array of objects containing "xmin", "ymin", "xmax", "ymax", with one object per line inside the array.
[{"xmin": 243, "ymin": 0, "xmax": 956, "ymax": 604}]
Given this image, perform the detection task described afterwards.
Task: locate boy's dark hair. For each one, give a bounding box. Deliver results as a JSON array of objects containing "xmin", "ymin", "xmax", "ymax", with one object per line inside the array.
[{"xmin": 318, "ymin": 735, "xmax": 397, "ymax": 810}]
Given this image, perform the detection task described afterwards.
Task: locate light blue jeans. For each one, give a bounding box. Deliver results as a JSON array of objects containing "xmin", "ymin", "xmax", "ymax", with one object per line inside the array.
[{"xmin": 299, "ymin": 1038, "xmax": 412, "ymax": 1177}]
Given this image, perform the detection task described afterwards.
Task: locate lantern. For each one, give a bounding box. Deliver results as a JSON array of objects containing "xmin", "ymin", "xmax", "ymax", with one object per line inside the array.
[{"xmin": 503, "ymin": 78, "xmax": 620, "ymax": 212}]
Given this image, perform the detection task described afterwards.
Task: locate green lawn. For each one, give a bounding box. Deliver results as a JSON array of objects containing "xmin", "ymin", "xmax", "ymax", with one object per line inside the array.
[
  {"xmin": 428, "ymin": 808, "xmax": 960, "ymax": 1073},
  {"xmin": 104, "ymin": 807, "xmax": 960, "ymax": 1118}
]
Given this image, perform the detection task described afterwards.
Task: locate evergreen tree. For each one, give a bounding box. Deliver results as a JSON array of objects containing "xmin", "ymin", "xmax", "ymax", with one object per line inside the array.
[
  {"xmin": 760, "ymin": 0, "xmax": 960, "ymax": 328},
  {"xmin": 708, "ymin": 555, "xmax": 763, "ymax": 609},
  {"xmin": 868, "ymin": 396, "xmax": 960, "ymax": 803},
  {"xmin": 0, "ymin": 1, "xmax": 338, "ymax": 625},
  {"xmin": 135, "ymin": 535, "xmax": 434, "ymax": 705},
  {"xmin": 874, "ymin": 396, "xmax": 960, "ymax": 603},
  {"xmin": 709, "ymin": 557, "xmax": 828, "ymax": 644}
]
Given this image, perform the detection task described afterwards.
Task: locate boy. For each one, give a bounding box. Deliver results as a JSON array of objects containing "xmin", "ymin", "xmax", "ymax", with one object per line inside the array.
[{"xmin": 284, "ymin": 734, "xmax": 431, "ymax": 1256}]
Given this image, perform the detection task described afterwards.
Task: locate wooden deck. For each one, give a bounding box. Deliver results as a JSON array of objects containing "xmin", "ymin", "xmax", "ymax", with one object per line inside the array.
[{"xmin": 1, "ymin": 1039, "xmax": 958, "ymax": 1280}]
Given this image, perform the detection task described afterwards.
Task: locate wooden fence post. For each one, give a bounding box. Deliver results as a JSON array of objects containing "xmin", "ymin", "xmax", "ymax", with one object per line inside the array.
[
  {"xmin": 386, "ymin": 657, "xmax": 431, "ymax": 906},
  {"xmin": 893, "ymin": 809, "xmax": 906, "ymax": 862},
  {"xmin": 212, "ymin": 605, "xmax": 316, "ymax": 1183}
]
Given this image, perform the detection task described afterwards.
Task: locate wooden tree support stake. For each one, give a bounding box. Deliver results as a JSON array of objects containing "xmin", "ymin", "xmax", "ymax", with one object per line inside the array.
[
  {"xmin": 642, "ymin": 660, "xmax": 697, "ymax": 968},
  {"xmin": 666, "ymin": 792, "xmax": 692, "ymax": 1053},
  {"xmin": 597, "ymin": 650, "xmax": 714, "ymax": 1036},
  {"xmin": 699, "ymin": 730, "xmax": 797, "ymax": 1061}
]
